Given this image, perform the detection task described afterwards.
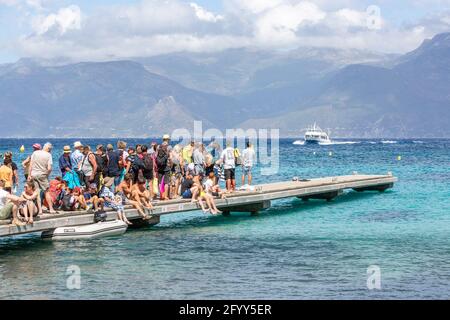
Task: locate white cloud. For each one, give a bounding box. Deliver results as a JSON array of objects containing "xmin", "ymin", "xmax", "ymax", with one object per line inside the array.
[
  {"xmin": 255, "ymin": 2, "xmax": 326, "ymax": 45},
  {"xmin": 32, "ymin": 5, "xmax": 81, "ymax": 35},
  {"xmin": 9, "ymin": 0, "xmax": 450, "ymax": 61},
  {"xmin": 190, "ymin": 3, "xmax": 223, "ymax": 23}
]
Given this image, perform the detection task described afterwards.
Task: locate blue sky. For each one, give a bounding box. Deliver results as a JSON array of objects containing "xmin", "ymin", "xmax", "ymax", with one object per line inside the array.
[{"xmin": 1, "ymin": 0, "xmax": 449, "ymax": 63}]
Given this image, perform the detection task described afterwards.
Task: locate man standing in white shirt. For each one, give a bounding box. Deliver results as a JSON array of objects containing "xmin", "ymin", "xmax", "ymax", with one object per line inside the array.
[
  {"xmin": 29, "ymin": 142, "xmax": 53, "ymax": 192},
  {"xmin": 221, "ymin": 142, "xmax": 236, "ymax": 192},
  {"xmin": 242, "ymin": 142, "xmax": 257, "ymax": 186},
  {"xmin": 71, "ymin": 141, "xmax": 84, "ymax": 174}
]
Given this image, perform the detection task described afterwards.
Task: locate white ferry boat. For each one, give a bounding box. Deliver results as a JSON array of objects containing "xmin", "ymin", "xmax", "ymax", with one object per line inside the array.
[{"xmin": 304, "ymin": 123, "xmax": 331, "ymax": 144}]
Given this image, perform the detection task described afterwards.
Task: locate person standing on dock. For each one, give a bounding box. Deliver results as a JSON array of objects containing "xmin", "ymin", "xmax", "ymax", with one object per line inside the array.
[
  {"xmin": 29, "ymin": 142, "xmax": 53, "ymax": 193},
  {"xmin": 193, "ymin": 143, "xmax": 206, "ymax": 177},
  {"xmin": 22, "ymin": 143, "xmax": 41, "ymax": 182},
  {"xmin": 105, "ymin": 144, "xmax": 122, "ymax": 192},
  {"xmin": 241, "ymin": 142, "xmax": 256, "ymax": 186},
  {"xmin": 221, "ymin": 142, "xmax": 236, "ymax": 192},
  {"xmin": 58, "ymin": 146, "xmax": 72, "ymax": 177},
  {"xmin": 71, "ymin": 141, "xmax": 84, "ymax": 175},
  {"xmin": 78, "ymin": 146, "xmax": 98, "ymax": 187},
  {"xmin": 0, "ymin": 158, "xmax": 13, "ymax": 193},
  {"xmin": 3, "ymin": 152, "xmax": 19, "ymax": 193}
]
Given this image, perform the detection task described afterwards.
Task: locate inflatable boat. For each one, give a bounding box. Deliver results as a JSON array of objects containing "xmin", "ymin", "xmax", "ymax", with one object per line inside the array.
[{"xmin": 41, "ymin": 220, "xmax": 128, "ymax": 241}]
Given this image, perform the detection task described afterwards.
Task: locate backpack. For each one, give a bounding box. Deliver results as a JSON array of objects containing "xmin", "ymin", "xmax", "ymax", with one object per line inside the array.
[
  {"xmin": 143, "ymin": 154, "xmax": 153, "ymax": 172},
  {"xmin": 60, "ymin": 193, "xmax": 75, "ymax": 211},
  {"xmin": 234, "ymin": 148, "xmax": 242, "ymax": 166},
  {"xmin": 94, "ymin": 154, "xmax": 106, "ymax": 174},
  {"xmin": 156, "ymin": 152, "xmax": 168, "ymax": 171},
  {"xmin": 118, "ymin": 150, "xmax": 125, "ymax": 169},
  {"xmin": 132, "ymin": 156, "xmax": 144, "ymax": 174}
]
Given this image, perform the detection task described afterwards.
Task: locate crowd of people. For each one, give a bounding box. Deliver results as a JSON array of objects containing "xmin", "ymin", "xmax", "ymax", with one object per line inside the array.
[{"xmin": 0, "ymin": 136, "xmax": 257, "ymax": 226}]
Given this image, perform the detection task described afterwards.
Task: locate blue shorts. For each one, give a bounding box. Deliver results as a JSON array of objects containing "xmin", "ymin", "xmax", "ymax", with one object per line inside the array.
[
  {"xmin": 182, "ymin": 189, "xmax": 192, "ymax": 199},
  {"xmin": 243, "ymin": 166, "xmax": 252, "ymax": 175}
]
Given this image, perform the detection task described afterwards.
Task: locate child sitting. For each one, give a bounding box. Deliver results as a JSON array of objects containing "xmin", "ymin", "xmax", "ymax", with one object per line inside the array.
[{"xmin": 100, "ymin": 185, "xmax": 132, "ymax": 225}]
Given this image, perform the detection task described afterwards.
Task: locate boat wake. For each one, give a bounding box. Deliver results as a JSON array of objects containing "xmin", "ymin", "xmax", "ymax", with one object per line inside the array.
[
  {"xmin": 292, "ymin": 140, "xmax": 359, "ymax": 146},
  {"xmin": 381, "ymin": 140, "xmax": 398, "ymax": 144},
  {"xmin": 318, "ymin": 141, "xmax": 359, "ymax": 146}
]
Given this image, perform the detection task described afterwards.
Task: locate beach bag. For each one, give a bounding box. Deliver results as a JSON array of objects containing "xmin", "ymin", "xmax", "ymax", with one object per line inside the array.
[
  {"xmin": 152, "ymin": 178, "xmax": 159, "ymax": 194},
  {"xmin": 60, "ymin": 194, "xmax": 75, "ymax": 211}
]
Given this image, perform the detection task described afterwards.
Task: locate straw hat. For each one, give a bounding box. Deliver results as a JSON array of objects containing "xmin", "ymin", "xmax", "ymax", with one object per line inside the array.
[
  {"xmin": 162, "ymin": 134, "xmax": 170, "ymax": 140},
  {"xmin": 63, "ymin": 145, "xmax": 71, "ymax": 154},
  {"xmin": 73, "ymin": 141, "xmax": 83, "ymax": 148}
]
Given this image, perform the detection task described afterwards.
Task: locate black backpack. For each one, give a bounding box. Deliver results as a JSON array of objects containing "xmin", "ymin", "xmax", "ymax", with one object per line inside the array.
[
  {"xmin": 131, "ymin": 156, "xmax": 144, "ymax": 174},
  {"xmin": 143, "ymin": 154, "xmax": 153, "ymax": 172},
  {"xmin": 156, "ymin": 152, "xmax": 168, "ymax": 171}
]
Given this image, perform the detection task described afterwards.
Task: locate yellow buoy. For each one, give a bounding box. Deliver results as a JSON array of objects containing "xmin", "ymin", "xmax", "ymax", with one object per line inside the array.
[{"xmin": 19, "ymin": 145, "xmax": 25, "ymax": 153}]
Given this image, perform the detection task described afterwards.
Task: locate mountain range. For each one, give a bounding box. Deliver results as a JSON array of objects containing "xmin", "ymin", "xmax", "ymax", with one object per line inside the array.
[{"xmin": 1, "ymin": 32, "xmax": 449, "ymax": 138}]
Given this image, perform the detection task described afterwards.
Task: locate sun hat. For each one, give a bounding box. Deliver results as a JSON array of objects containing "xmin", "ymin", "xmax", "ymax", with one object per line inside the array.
[
  {"xmin": 32, "ymin": 143, "xmax": 42, "ymax": 150},
  {"xmin": 103, "ymin": 177, "xmax": 114, "ymax": 188},
  {"xmin": 73, "ymin": 141, "xmax": 83, "ymax": 148},
  {"xmin": 163, "ymin": 134, "xmax": 170, "ymax": 140},
  {"xmin": 63, "ymin": 146, "xmax": 71, "ymax": 153}
]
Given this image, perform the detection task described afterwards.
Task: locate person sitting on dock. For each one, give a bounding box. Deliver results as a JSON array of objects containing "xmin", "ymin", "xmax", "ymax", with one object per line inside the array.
[
  {"xmin": 83, "ymin": 183, "xmax": 105, "ymax": 212},
  {"xmin": 131, "ymin": 178, "xmax": 153, "ymax": 211},
  {"xmin": 204, "ymin": 171, "xmax": 226, "ymax": 199},
  {"xmin": 99, "ymin": 185, "xmax": 132, "ymax": 225},
  {"xmin": 193, "ymin": 175, "xmax": 222, "ymax": 215},
  {"xmin": 115, "ymin": 173, "xmax": 151, "ymax": 220},
  {"xmin": 0, "ymin": 179, "xmax": 26, "ymax": 226},
  {"xmin": 180, "ymin": 172, "xmax": 198, "ymax": 201},
  {"xmin": 20, "ymin": 181, "xmax": 42, "ymax": 224},
  {"xmin": 43, "ymin": 177, "xmax": 63, "ymax": 213}
]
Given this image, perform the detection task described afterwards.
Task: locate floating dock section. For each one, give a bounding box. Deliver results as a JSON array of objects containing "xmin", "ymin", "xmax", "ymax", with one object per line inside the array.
[{"xmin": 0, "ymin": 174, "xmax": 397, "ymax": 238}]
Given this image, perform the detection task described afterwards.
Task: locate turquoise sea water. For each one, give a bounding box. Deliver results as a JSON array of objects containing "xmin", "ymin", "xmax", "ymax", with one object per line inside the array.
[{"xmin": 0, "ymin": 138, "xmax": 449, "ymax": 299}]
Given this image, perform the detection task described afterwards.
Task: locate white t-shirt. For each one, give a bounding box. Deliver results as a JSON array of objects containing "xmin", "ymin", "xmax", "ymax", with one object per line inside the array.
[
  {"xmin": 221, "ymin": 147, "xmax": 235, "ymax": 170},
  {"xmin": 0, "ymin": 189, "xmax": 9, "ymax": 210},
  {"xmin": 31, "ymin": 150, "xmax": 53, "ymax": 177},
  {"xmin": 203, "ymin": 178, "xmax": 214, "ymax": 193},
  {"xmin": 242, "ymin": 148, "xmax": 256, "ymax": 167}
]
